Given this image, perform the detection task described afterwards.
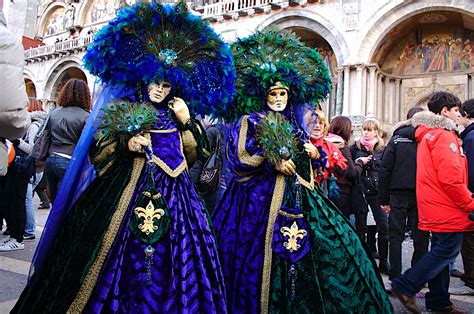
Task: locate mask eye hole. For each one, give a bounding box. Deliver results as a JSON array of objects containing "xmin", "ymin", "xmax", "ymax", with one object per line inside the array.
[
  {"xmin": 162, "ymin": 83, "xmax": 171, "ymax": 89},
  {"xmin": 280, "ymin": 91, "xmax": 286, "ymax": 96},
  {"xmin": 270, "ymin": 91, "xmax": 277, "ymax": 97}
]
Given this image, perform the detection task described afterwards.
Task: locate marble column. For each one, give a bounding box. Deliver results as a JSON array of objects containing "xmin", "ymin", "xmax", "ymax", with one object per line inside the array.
[
  {"xmin": 394, "ymin": 79, "xmax": 401, "ymax": 122},
  {"xmin": 376, "ymin": 73, "xmax": 383, "ymax": 120},
  {"xmin": 367, "ymin": 66, "xmax": 377, "ymax": 117},
  {"xmin": 353, "ymin": 64, "xmax": 364, "ymax": 116},
  {"xmin": 342, "ymin": 66, "xmax": 350, "ymax": 116},
  {"xmin": 384, "ymin": 77, "xmax": 390, "ymax": 123},
  {"xmin": 335, "ymin": 68, "xmax": 344, "ymax": 115}
]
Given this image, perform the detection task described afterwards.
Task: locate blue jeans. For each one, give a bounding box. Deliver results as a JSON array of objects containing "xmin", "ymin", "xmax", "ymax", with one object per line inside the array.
[
  {"xmin": 45, "ymin": 154, "xmax": 70, "ymax": 203},
  {"xmin": 392, "ymin": 232, "xmax": 464, "ymax": 310},
  {"xmin": 24, "ymin": 172, "xmax": 43, "ymax": 237}
]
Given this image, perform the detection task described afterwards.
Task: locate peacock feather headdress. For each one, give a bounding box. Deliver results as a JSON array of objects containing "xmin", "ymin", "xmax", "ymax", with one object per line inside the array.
[
  {"xmin": 225, "ymin": 28, "xmax": 331, "ymax": 121},
  {"xmin": 83, "ymin": 1, "xmax": 235, "ymax": 117}
]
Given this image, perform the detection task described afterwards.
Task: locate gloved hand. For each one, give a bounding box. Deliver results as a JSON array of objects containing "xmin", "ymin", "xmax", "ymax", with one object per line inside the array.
[{"xmin": 168, "ymin": 97, "xmax": 190, "ymax": 124}]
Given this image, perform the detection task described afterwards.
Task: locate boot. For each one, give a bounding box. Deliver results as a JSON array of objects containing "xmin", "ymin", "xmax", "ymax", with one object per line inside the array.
[{"xmin": 378, "ymin": 238, "xmax": 389, "ymax": 275}]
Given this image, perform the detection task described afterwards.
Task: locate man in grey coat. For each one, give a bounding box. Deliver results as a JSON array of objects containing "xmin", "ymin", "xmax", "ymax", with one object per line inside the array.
[{"xmin": 0, "ymin": 0, "xmax": 30, "ymax": 176}]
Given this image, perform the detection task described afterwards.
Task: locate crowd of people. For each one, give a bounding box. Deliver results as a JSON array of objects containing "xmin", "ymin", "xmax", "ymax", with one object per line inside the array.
[{"xmin": 1, "ymin": 1, "xmax": 473, "ymax": 313}]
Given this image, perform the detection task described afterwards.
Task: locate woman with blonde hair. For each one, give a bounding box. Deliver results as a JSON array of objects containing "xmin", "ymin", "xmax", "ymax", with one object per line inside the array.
[
  {"xmin": 351, "ymin": 118, "xmax": 389, "ymax": 275},
  {"xmin": 306, "ymin": 109, "xmax": 347, "ymax": 197}
]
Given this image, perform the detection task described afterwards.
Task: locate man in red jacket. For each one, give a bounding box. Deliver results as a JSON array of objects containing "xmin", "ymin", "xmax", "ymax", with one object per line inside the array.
[{"xmin": 391, "ymin": 91, "xmax": 474, "ymax": 313}]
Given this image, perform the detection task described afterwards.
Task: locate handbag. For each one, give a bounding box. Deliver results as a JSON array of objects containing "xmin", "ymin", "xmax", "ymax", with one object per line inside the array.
[
  {"xmin": 197, "ymin": 132, "xmax": 223, "ymax": 194},
  {"xmin": 13, "ymin": 147, "xmax": 35, "ymax": 179},
  {"xmin": 31, "ymin": 110, "xmax": 53, "ymax": 161}
]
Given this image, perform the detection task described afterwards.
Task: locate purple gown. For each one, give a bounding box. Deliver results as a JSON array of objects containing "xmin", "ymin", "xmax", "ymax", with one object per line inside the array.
[{"xmin": 81, "ymin": 113, "xmax": 226, "ymax": 313}]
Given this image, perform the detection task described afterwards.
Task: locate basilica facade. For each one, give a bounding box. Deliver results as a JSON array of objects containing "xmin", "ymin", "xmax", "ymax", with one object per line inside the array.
[{"xmin": 8, "ymin": 0, "xmax": 474, "ymax": 126}]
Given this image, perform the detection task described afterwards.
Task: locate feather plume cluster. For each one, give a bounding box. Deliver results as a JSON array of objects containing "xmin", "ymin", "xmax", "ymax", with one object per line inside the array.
[
  {"xmin": 83, "ymin": 1, "xmax": 235, "ymax": 117},
  {"xmin": 225, "ymin": 29, "xmax": 331, "ymax": 121},
  {"xmin": 95, "ymin": 100, "xmax": 158, "ymax": 143},
  {"xmin": 256, "ymin": 112, "xmax": 299, "ymax": 166}
]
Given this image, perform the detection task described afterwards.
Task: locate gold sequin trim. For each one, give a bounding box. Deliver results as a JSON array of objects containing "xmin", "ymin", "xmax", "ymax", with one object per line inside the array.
[
  {"xmin": 146, "ymin": 132, "xmax": 187, "ymax": 178},
  {"xmin": 149, "ymin": 128, "xmax": 177, "ymax": 133},
  {"xmin": 97, "ymin": 160, "xmax": 115, "ymax": 177},
  {"xmin": 92, "ymin": 141, "xmax": 117, "ymax": 165},
  {"xmin": 236, "ymin": 174, "xmax": 255, "ymax": 183},
  {"xmin": 238, "ymin": 115, "xmax": 264, "ymax": 167},
  {"xmin": 296, "ymin": 160, "xmax": 314, "ymax": 191},
  {"xmin": 277, "ymin": 210, "xmax": 303, "ymax": 219},
  {"xmin": 181, "ymin": 130, "xmax": 198, "ymax": 164},
  {"xmin": 67, "ymin": 157, "xmax": 145, "ymax": 313},
  {"xmin": 261, "ymin": 174, "xmax": 285, "ymax": 314}
]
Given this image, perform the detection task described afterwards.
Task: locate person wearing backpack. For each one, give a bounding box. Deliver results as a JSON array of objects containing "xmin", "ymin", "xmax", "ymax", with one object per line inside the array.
[
  {"xmin": 18, "ymin": 98, "xmax": 47, "ymax": 241},
  {"xmin": 378, "ymin": 106, "xmax": 430, "ymax": 283},
  {"xmin": 0, "ymin": 98, "xmax": 46, "ymax": 251}
]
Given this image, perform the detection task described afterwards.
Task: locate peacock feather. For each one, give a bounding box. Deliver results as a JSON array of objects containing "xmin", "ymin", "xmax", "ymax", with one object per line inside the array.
[
  {"xmin": 256, "ymin": 112, "xmax": 299, "ymax": 166},
  {"xmin": 226, "ymin": 28, "xmax": 331, "ymax": 121},
  {"xmin": 95, "ymin": 100, "xmax": 158, "ymax": 143},
  {"xmin": 84, "ymin": 1, "xmax": 235, "ymax": 117}
]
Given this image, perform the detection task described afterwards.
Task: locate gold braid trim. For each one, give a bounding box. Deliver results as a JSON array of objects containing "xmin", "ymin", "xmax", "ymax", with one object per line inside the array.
[
  {"xmin": 277, "ymin": 210, "xmax": 303, "ymax": 219},
  {"xmin": 146, "ymin": 132, "xmax": 187, "ymax": 178},
  {"xmin": 296, "ymin": 160, "xmax": 314, "ymax": 191},
  {"xmin": 67, "ymin": 157, "xmax": 145, "ymax": 313},
  {"xmin": 149, "ymin": 128, "xmax": 177, "ymax": 133},
  {"xmin": 181, "ymin": 130, "xmax": 198, "ymax": 164},
  {"xmin": 261, "ymin": 175, "xmax": 285, "ymax": 314},
  {"xmin": 238, "ymin": 115, "xmax": 264, "ymax": 167},
  {"xmin": 92, "ymin": 141, "xmax": 117, "ymax": 165}
]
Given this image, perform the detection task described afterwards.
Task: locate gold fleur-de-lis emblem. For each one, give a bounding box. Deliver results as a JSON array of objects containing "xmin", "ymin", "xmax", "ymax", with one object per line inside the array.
[
  {"xmin": 135, "ymin": 200, "xmax": 165, "ymax": 235},
  {"xmin": 280, "ymin": 221, "xmax": 307, "ymax": 252}
]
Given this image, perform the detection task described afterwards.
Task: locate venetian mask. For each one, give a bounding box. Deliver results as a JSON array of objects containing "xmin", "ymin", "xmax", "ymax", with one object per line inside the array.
[
  {"xmin": 147, "ymin": 81, "xmax": 172, "ymax": 103},
  {"xmin": 266, "ymin": 84, "xmax": 288, "ymax": 112}
]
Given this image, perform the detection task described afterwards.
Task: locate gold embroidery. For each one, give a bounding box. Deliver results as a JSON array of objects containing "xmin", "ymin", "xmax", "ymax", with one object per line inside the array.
[
  {"xmin": 236, "ymin": 174, "xmax": 255, "ymax": 183},
  {"xmin": 135, "ymin": 200, "xmax": 165, "ymax": 235},
  {"xmin": 97, "ymin": 160, "xmax": 115, "ymax": 177},
  {"xmin": 67, "ymin": 157, "xmax": 145, "ymax": 313},
  {"xmin": 280, "ymin": 221, "xmax": 307, "ymax": 252},
  {"xmin": 296, "ymin": 160, "xmax": 314, "ymax": 191},
  {"xmin": 149, "ymin": 128, "xmax": 177, "ymax": 133},
  {"xmin": 146, "ymin": 132, "xmax": 187, "ymax": 178},
  {"xmin": 277, "ymin": 210, "xmax": 303, "ymax": 219},
  {"xmin": 92, "ymin": 141, "xmax": 117, "ymax": 165},
  {"xmin": 181, "ymin": 130, "xmax": 198, "ymax": 163},
  {"xmin": 261, "ymin": 175, "xmax": 285, "ymax": 314},
  {"xmin": 238, "ymin": 115, "xmax": 264, "ymax": 167}
]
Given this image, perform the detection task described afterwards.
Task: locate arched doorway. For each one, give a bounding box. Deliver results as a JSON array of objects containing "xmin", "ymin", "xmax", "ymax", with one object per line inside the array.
[
  {"xmin": 25, "ymin": 78, "xmax": 37, "ymax": 98},
  {"xmin": 292, "ymin": 27, "xmax": 339, "ymax": 116},
  {"xmin": 52, "ymin": 67, "xmax": 88, "ymax": 101}
]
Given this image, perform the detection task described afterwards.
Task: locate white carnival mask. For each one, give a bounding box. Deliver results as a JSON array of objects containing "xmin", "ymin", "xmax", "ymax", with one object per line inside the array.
[
  {"xmin": 147, "ymin": 81, "xmax": 172, "ymax": 103},
  {"xmin": 266, "ymin": 83, "xmax": 288, "ymax": 112}
]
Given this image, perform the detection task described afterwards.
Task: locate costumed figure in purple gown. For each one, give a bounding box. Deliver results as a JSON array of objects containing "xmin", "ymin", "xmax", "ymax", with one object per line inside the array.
[
  {"xmin": 12, "ymin": 2, "xmax": 235, "ymax": 313},
  {"xmin": 212, "ymin": 29, "xmax": 393, "ymax": 313}
]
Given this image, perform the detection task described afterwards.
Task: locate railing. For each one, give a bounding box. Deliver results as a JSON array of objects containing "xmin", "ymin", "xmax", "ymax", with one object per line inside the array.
[
  {"xmin": 200, "ymin": 0, "xmax": 293, "ymax": 18},
  {"xmin": 25, "ymin": 35, "xmax": 95, "ymax": 59}
]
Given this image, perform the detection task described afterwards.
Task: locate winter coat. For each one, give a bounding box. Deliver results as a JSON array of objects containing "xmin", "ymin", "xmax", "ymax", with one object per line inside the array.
[
  {"xmin": 412, "ymin": 111, "xmax": 474, "ymax": 233},
  {"xmin": 16, "ymin": 111, "xmax": 47, "ymax": 155},
  {"xmin": 0, "ymin": 10, "xmax": 29, "ymax": 141},
  {"xmin": 460, "ymin": 122, "xmax": 474, "ymax": 192},
  {"xmin": 48, "ymin": 106, "xmax": 90, "ymax": 156},
  {"xmin": 310, "ymin": 136, "xmax": 347, "ymax": 184},
  {"xmin": 378, "ymin": 123, "xmax": 417, "ymax": 206},
  {"xmin": 351, "ymin": 140, "xmax": 384, "ymax": 199}
]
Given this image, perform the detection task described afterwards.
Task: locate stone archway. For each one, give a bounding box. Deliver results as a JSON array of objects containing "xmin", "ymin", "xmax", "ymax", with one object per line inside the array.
[
  {"xmin": 358, "ymin": 1, "xmax": 474, "ymax": 64},
  {"xmin": 44, "ymin": 59, "xmax": 88, "ymax": 102},
  {"xmin": 356, "ymin": 1, "xmax": 474, "ymax": 123},
  {"xmin": 258, "ymin": 10, "xmax": 349, "ymax": 117}
]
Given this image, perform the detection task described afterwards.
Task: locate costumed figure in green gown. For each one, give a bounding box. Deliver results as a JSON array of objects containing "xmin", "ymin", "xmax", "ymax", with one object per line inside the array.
[{"xmin": 212, "ymin": 29, "xmax": 393, "ymax": 313}]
